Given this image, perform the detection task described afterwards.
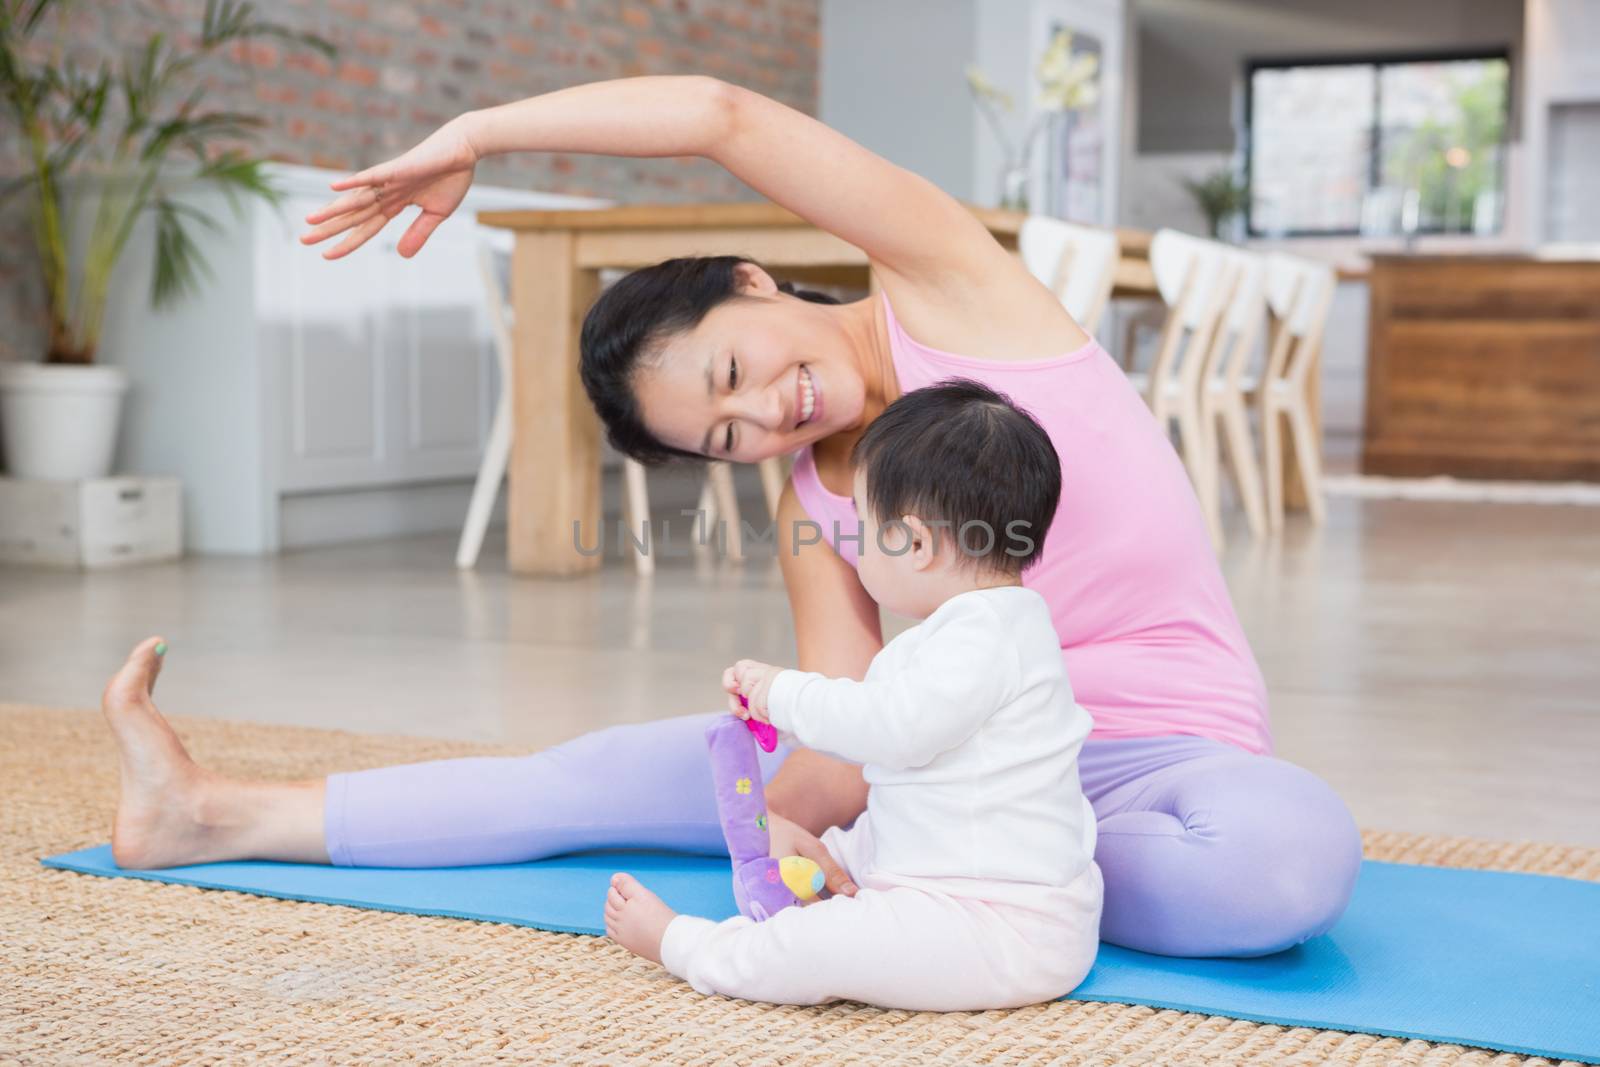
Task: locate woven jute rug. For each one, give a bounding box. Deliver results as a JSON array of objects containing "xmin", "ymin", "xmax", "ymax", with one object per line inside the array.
[{"xmin": 2, "ymin": 703, "xmax": 1592, "ymax": 1066}]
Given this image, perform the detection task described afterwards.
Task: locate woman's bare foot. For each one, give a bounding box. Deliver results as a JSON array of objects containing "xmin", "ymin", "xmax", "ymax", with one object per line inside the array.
[
  {"xmin": 100, "ymin": 637, "xmax": 220, "ymax": 869},
  {"xmin": 604, "ymin": 873, "xmax": 677, "ymax": 964}
]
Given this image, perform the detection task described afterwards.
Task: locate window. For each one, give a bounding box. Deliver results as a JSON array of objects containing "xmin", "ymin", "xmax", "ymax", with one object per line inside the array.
[{"xmin": 1245, "ymin": 52, "xmax": 1511, "ymax": 238}]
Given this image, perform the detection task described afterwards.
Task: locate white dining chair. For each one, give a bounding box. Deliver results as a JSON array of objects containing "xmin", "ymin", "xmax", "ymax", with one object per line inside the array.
[
  {"xmin": 1126, "ymin": 229, "xmax": 1237, "ymax": 549},
  {"xmin": 456, "ymin": 239, "xmax": 519, "ymax": 571},
  {"xmin": 1198, "ymin": 245, "xmax": 1270, "ymax": 541},
  {"xmin": 459, "ymin": 247, "xmax": 671, "ymax": 573},
  {"xmin": 1249, "ymin": 252, "xmax": 1335, "ymax": 529},
  {"xmin": 1018, "ymin": 216, "xmax": 1119, "ymax": 335}
]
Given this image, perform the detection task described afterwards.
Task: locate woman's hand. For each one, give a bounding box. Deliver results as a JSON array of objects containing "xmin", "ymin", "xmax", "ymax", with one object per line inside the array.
[
  {"xmin": 300, "ymin": 115, "xmax": 481, "ymax": 260},
  {"xmin": 724, "ymin": 659, "xmax": 781, "ymax": 721},
  {"xmin": 764, "ymin": 811, "xmax": 857, "ymax": 901}
]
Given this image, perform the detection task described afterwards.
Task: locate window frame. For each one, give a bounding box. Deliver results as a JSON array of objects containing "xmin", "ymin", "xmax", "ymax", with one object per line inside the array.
[{"xmin": 1242, "ymin": 47, "xmax": 1514, "ymax": 238}]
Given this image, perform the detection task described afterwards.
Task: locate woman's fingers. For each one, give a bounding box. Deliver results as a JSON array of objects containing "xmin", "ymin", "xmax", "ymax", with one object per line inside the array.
[
  {"xmin": 322, "ymin": 208, "xmax": 394, "ymax": 261},
  {"xmin": 768, "ymin": 812, "xmax": 857, "ymax": 899},
  {"xmin": 396, "ymin": 209, "xmax": 447, "ymax": 259},
  {"xmin": 329, "ymin": 159, "xmax": 400, "ymax": 192},
  {"xmin": 305, "ymin": 186, "xmax": 381, "ymax": 227},
  {"xmin": 300, "ymin": 201, "xmax": 383, "ymax": 246},
  {"xmin": 793, "ymin": 834, "xmax": 856, "ymax": 899}
]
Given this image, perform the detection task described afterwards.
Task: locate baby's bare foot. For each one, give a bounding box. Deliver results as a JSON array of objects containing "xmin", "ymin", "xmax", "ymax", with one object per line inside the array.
[
  {"xmin": 100, "ymin": 638, "xmax": 217, "ymax": 869},
  {"xmin": 604, "ymin": 872, "xmax": 677, "ymax": 965}
]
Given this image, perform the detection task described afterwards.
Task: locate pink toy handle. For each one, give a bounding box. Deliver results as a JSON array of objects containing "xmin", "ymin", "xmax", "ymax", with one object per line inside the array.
[{"xmin": 738, "ymin": 694, "xmax": 778, "ymax": 753}]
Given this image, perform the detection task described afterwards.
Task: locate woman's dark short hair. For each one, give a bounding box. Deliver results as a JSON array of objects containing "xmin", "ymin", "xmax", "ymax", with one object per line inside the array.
[
  {"xmin": 850, "ymin": 379, "xmax": 1061, "ymax": 576},
  {"xmin": 578, "ymin": 255, "xmax": 840, "ymax": 466}
]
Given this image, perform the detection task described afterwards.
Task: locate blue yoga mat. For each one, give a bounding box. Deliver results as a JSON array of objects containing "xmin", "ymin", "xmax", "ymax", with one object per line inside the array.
[{"xmin": 42, "ymin": 847, "xmax": 1600, "ymax": 1064}]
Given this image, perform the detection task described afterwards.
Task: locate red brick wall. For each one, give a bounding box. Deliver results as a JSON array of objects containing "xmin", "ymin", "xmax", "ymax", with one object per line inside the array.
[{"xmin": 0, "ymin": 0, "xmax": 820, "ymax": 360}]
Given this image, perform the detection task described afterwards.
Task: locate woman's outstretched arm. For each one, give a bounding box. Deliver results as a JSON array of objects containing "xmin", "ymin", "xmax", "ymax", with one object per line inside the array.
[
  {"xmin": 302, "ymin": 75, "xmax": 1013, "ymax": 290},
  {"xmin": 761, "ymin": 481, "xmax": 878, "ymax": 837},
  {"xmin": 302, "ymin": 75, "xmax": 732, "ymax": 257}
]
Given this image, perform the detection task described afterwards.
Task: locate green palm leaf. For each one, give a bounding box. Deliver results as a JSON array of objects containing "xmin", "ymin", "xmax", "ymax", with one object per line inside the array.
[
  {"xmin": 200, "ymin": 0, "xmax": 336, "ymax": 58},
  {"xmin": 150, "ymin": 196, "xmax": 219, "ymax": 307}
]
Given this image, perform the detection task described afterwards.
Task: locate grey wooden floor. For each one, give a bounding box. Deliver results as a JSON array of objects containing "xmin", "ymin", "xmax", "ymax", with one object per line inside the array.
[{"xmin": 3, "ymin": 494, "xmax": 1597, "ymax": 846}]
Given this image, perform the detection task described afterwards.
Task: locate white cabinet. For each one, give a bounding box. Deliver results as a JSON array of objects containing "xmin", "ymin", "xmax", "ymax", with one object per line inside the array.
[
  {"xmin": 259, "ymin": 188, "xmax": 498, "ymax": 494},
  {"xmin": 97, "ymin": 164, "xmax": 607, "ymax": 553}
]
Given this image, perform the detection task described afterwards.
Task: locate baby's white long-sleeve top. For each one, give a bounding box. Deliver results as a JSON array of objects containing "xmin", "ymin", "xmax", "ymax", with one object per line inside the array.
[{"xmin": 765, "ymin": 585, "xmax": 1097, "ymax": 888}]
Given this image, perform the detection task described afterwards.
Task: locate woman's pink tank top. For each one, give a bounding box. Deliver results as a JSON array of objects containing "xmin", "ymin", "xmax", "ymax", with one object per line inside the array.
[{"xmin": 790, "ymin": 292, "xmax": 1272, "ymax": 754}]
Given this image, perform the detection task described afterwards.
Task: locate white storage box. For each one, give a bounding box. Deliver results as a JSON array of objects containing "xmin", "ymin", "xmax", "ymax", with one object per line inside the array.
[{"xmin": 0, "ymin": 476, "xmax": 182, "ymax": 568}]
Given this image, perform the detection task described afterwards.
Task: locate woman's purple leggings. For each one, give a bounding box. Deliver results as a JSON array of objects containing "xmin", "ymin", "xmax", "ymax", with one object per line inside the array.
[{"xmin": 325, "ymin": 714, "xmax": 1363, "ymax": 958}]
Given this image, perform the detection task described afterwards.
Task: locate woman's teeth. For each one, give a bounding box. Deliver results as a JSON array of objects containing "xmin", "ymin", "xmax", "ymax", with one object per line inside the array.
[{"xmin": 799, "ymin": 366, "xmax": 815, "ymax": 425}]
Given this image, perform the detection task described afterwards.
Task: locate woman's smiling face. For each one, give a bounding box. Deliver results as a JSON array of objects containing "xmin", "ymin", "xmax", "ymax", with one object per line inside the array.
[{"xmin": 632, "ymin": 265, "xmax": 866, "ymax": 463}]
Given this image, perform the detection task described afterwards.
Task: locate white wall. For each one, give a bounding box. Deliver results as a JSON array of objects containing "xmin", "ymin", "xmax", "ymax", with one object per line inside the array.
[
  {"xmin": 1121, "ymin": 151, "xmax": 1230, "ymax": 235},
  {"xmin": 89, "ymin": 186, "xmax": 272, "ymax": 552},
  {"xmin": 819, "ymin": 0, "xmax": 978, "ymax": 203},
  {"xmin": 1545, "ymin": 105, "xmax": 1600, "ymax": 241},
  {"xmin": 1522, "ymin": 0, "xmax": 1600, "ymax": 242}
]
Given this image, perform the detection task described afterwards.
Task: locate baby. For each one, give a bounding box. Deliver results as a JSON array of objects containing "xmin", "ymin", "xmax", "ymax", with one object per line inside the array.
[{"xmin": 604, "ymin": 379, "xmax": 1102, "ymax": 1012}]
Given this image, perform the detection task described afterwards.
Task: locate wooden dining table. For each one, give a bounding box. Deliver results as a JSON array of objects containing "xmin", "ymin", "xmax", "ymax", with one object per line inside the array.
[{"xmin": 478, "ymin": 200, "xmax": 1158, "ymax": 577}]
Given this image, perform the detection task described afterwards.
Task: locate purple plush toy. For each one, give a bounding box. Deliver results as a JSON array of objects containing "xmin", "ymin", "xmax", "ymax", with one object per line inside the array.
[{"xmin": 705, "ymin": 714, "xmax": 825, "ymax": 921}]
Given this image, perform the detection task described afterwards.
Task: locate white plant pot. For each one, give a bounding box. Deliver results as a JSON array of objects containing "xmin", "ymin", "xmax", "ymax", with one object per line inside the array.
[{"xmin": 0, "ymin": 362, "xmax": 129, "ymax": 481}]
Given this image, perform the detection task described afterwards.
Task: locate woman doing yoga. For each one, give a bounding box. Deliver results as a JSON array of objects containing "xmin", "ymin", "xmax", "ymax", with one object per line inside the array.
[{"xmin": 99, "ymin": 75, "xmax": 1362, "ymax": 958}]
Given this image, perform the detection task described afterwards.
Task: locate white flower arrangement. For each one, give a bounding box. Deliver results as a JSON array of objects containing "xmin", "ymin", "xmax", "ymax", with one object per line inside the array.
[
  {"xmin": 1036, "ymin": 29, "xmax": 1101, "ymax": 111},
  {"xmin": 967, "ymin": 28, "xmax": 1101, "ymax": 210}
]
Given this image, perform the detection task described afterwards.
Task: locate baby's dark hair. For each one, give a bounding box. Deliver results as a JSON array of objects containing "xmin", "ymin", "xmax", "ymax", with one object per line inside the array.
[{"xmin": 849, "ymin": 379, "xmax": 1061, "ymax": 576}]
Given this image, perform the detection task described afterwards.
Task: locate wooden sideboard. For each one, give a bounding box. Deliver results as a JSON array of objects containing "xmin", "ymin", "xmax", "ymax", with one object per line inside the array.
[{"xmin": 1363, "ymin": 254, "xmax": 1600, "ymax": 481}]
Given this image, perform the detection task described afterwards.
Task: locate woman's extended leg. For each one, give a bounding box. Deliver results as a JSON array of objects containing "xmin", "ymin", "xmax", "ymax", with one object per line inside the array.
[
  {"xmin": 324, "ymin": 711, "xmax": 788, "ymax": 867},
  {"xmin": 101, "ymin": 637, "xmax": 787, "ymax": 869},
  {"xmin": 1080, "ymin": 735, "xmax": 1363, "ymax": 958}
]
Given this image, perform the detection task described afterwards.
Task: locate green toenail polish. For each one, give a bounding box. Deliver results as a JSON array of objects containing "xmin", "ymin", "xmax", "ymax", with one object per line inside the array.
[{"xmin": 154, "ymin": 642, "xmax": 167, "ymax": 656}]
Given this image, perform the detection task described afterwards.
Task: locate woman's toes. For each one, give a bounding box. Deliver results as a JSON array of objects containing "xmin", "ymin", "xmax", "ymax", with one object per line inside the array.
[
  {"xmin": 101, "ymin": 670, "xmax": 138, "ymax": 714},
  {"xmin": 146, "ymin": 636, "xmax": 168, "ymax": 685},
  {"xmin": 613, "ymin": 872, "xmax": 644, "ymax": 899},
  {"xmin": 102, "ymin": 637, "xmax": 169, "ymax": 710},
  {"xmin": 100, "ymin": 642, "xmax": 192, "ymax": 773}
]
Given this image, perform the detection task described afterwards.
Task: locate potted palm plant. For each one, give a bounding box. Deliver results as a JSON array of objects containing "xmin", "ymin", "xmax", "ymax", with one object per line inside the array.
[
  {"xmin": 1181, "ymin": 168, "xmax": 1251, "ymax": 241},
  {"xmin": 0, "ymin": 0, "xmax": 331, "ymax": 480}
]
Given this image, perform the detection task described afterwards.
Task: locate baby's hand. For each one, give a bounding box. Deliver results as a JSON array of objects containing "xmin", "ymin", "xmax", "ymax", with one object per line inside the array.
[
  {"xmin": 725, "ymin": 659, "xmax": 781, "ymax": 722},
  {"xmin": 720, "ymin": 665, "xmax": 745, "ymax": 717}
]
